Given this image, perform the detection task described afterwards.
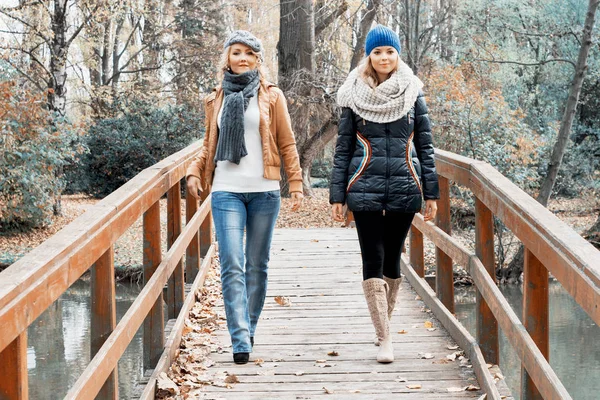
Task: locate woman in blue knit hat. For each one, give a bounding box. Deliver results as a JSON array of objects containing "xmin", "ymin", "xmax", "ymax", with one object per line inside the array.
[
  {"xmin": 330, "ymin": 25, "xmax": 440, "ymax": 363},
  {"xmin": 186, "ymin": 30, "xmax": 304, "ymax": 365}
]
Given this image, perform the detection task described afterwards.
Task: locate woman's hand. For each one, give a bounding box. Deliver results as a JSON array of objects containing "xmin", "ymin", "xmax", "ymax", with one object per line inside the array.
[
  {"xmin": 331, "ymin": 203, "xmax": 345, "ymax": 222},
  {"xmin": 423, "ymin": 199, "xmax": 438, "ymax": 222},
  {"xmin": 290, "ymin": 192, "xmax": 304, "ymax": 211},
  {"xmin": 186, "ymin": 176, "xmax": 202, "ymax": 200}
]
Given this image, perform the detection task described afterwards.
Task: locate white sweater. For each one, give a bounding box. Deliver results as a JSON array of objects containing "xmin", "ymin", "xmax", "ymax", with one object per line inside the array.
[{"xmin": 211, "ymin": 96, "xmax": 281, "ymax": 193}]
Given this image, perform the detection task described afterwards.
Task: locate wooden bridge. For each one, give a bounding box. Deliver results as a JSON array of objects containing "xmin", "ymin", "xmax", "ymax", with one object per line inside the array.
[{"xmin": 0, "ymin": 142, "xmax": 598, "ymax": 400}]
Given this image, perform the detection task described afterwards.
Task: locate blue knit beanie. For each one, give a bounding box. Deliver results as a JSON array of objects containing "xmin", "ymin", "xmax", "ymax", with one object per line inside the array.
[{"xmin": 365, "ymin": 25, "xmax": 401, "ymax": 56}]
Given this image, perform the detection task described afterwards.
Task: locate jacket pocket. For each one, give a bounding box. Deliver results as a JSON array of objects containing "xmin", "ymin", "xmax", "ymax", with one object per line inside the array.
[
  {"xmin": 406, "ymin": 131, "xmax": 423, "ymax": 196},
  {"xmin": 346, "ymin": 132, "xmax": 372, "ymax": 192}
]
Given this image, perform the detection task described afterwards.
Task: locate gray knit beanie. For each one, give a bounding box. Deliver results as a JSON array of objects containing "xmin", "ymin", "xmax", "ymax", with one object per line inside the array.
[{"xmin": 223, "ymin": 30, "xmax": 263, "ymax": 53}]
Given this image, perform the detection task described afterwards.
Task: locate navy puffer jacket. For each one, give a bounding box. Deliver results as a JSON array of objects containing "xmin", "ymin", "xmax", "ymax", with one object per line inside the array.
[{"xmin": 329, "ymin": 91, "xmax": 440, "ymax": 212}]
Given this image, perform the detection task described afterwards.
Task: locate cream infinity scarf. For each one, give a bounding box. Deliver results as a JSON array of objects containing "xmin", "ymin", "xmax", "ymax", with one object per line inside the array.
[{"xmin": 336, "ymin": 60, "xmax": 424, "ymax": 123}]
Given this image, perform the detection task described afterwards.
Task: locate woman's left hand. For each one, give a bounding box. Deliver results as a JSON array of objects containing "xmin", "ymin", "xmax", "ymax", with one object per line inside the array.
[
  {"xmin": 423, "ymin": 200, "xmax": 438, "ymax": 222},
  {"xmin": 290, "ymin": 192, "xmax": 304, "ymax": 212}
]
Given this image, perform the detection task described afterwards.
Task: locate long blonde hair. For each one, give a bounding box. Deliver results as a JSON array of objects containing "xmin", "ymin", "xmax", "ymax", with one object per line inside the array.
[
  {"xmin": 217, "ymin": 45, "xmax": 269, "ymax": 82},
  {"xmin": 360, "ymin": 55, "xmax": 398, "ymax": 88}
]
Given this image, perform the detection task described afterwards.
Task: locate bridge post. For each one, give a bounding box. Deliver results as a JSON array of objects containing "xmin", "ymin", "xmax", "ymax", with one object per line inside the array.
[
  {"xmin": 199, "ymin": 190, "xmax": 212, "ymax": 259},
  {"xmin": 167, "ymin": 182, "xmax": 185, "ymax": 318},
  {"xmin": 475, "ymin": 198, "xmax": 499, "ymax": 365},
  {"xmin": 185, "ymin": 188, "xmax": 200, "ymax": 283},
  {"xmin": 435, "ymin": 176, "xmax": 454, "ymax": 313},
  {"xmin": 521, "ymin": 249, "xmax": 549, "ymax": 400},
  {"xmin": 143, "ymin": 201, "xmax": 164, "ymax": 368},
  {"xmin": 0, "ymin": 333, "xmax": 28, "ymax": 400},
  {"xmin": 91, "ymin": 247, "xmax": 118, "ymax": 399},
  {"xmin": 410, "ymin": 226, "xmax": 424, "ymax": 278}
]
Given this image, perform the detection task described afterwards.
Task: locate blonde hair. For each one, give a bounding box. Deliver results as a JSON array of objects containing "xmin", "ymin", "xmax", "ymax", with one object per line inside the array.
[
  {"xmin": 217, "ymin": 45, "xmax": 268, "ymax": 81},
  {"xmin": 359, "ymin": 55, "xmax": 398, "ymax": 88}
]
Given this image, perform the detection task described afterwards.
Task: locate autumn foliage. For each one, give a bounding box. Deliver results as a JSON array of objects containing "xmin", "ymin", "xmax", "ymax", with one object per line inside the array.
[
  {"xmin": 0, "ymin": 81, "xmax": 84, "ymax": 229},
  {"xmin": 425, "ymin": 62, "xmax": 543, "ymax": 190}
]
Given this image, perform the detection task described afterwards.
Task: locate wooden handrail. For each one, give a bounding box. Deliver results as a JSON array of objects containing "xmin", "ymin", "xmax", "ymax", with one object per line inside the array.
[
  {"xmin": 408, "ymin": 149, "xmax": 600, "ymax": 400},
  {"xmin": 0, "ymin": 141, "xmax": 211, "ymax": 400},
  {"xmin": 65, "ymin": 197, "xmax": 212, "ymax": 399},
  {"xmin": 436, "ymin": 149, "xmax": 600, "ymax": 325}
]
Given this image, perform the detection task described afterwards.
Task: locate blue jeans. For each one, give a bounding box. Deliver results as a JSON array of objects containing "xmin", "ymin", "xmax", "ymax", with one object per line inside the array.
[{"xmin": 211, "ymin": 190, "xmax": 281, "ymax": 353}]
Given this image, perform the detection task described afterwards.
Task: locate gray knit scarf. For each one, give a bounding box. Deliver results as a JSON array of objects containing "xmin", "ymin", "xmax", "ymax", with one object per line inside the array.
[{"xmin": 214, "ymin": 69, "xmax": 260, "ymax": 164}]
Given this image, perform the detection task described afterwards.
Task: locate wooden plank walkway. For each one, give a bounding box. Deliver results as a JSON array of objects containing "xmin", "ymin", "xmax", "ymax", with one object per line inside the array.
[{"xmin": 197, "ymin": 228, "xmax": 484, "ymax": 399}]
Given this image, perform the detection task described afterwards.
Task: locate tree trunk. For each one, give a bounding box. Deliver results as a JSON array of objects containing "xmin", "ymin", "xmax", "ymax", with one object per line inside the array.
[
  {"xmin": 278, "ymin": 0, "xmax": 316, "ymax": 195},
  {"xmin": 350, "ymin": 0, "xmax": 380, "ymax": 70},
  {"xmin": 506, "ymin": 0, "xmax": 599, "ymax": 278},
  {"xmin": 142, "ymin": 0, "xmax": 162, "ymax": 90},
  {"xmin": 48, "ymin": 0, "xmax": 68, "ymax": 116},
  {"xmin": 277, "ymin": 0, "xmax": 315, "ymax": 91}
]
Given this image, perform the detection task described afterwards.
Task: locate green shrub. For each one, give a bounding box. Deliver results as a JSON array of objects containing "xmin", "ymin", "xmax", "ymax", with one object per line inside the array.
[
  {"xmin": 78, "ymin": 101, "xmax": 203, "ymax": 198},
  {"xmin": 0, "ymin": 81, "xmax": 85, "ymax": 230}
]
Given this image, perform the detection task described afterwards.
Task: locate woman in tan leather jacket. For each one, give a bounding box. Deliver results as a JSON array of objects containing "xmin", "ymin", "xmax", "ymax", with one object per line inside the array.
[{"xmin": 186, "ymin": 30, "xmax": 303, "ymax": 364}]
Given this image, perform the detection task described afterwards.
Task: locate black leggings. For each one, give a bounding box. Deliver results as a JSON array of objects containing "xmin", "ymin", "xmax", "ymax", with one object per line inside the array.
[{"xmin": 353, "ymin": 211, "xmax": 415, "ymax": 280}]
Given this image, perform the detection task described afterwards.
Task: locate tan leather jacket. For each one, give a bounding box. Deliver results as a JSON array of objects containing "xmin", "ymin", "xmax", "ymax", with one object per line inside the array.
[{"xmin": 186, "ymin": 80, "xmax": 303, "ymax": 193}]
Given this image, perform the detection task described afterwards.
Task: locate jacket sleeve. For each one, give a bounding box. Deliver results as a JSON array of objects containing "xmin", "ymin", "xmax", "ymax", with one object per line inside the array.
[
  {"xmin": 273, "ymin": 88, "xmax": 303, "ymax": 193},
  {"xmin": 185, "ymin": 95, "xmax": 212, "ymax": 188},
  {"xmin": 329, "ymin": 107, "xmax": 356, "ymax": 204},
  {"xmin": 413, "ymin": 91, "xmax": 440, "ymax": 200}
]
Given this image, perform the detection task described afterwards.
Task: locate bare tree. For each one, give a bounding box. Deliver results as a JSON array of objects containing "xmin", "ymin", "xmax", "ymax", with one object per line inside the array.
[
  {"xmin": 350, "ymin": 0, "xmax": 381, "ymax": 70},
  {"xmin": 537, "ymin": 0, "xmax": 599, "ymax": 206},
  {"xmin": 0, "ymin": 0, "xmax": 100, "ymax": 115},
  {"xmin": 384, "ymin": 0, "xmax": 454, "ymax": 74},
  {"xmin": 277, "ymin": 0, "xmax": 348, "ymax": 195},
  {"xmin": 505, "ymin": 0, "xmax": 599, "ymax": 279}
]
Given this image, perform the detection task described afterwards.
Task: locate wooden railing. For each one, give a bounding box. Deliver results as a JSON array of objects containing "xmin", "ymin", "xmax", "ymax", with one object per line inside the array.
[
  {"xmin": 0, "ymin": 142, "xmax": 213, "ymax": 400},
  {"xmin": 403, "ymin": 149, "xmax": 600, "ymax": 400}
]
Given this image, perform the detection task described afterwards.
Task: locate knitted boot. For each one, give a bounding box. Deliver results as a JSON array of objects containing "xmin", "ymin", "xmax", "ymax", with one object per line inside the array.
[
  {"xmin": 374, "ymin": 276, "xmax": 403, "ymax": 346},
  {"xmin": 362, "ymin": 278, "xmax": 394, "ymax": 363},
  {"xmin": 384, "ymin": 276, "xmax": 402, "ymax": 319}
]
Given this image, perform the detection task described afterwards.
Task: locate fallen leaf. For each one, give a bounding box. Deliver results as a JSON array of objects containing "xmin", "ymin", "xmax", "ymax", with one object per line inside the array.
[
  {"xmin": 157, "ymin": 372, "xmax": 179, "ymax": 396},
  {"xmin": 406, "ymin": 384, "xmax": 422, "ymax": 389},
  {"xmin": 398, "ymin": 329, "xmax": 408, "ymax": 334},
  {"xmin": 466, "ymin": 385, "xmax": 480, "ymax": 391},
  {"xmin": 254, "ymin": 358, "xmax": 264, "ymax": 365},
  {"xmin": 395, "ymin": 376, "xmax": 407, "ymax": 382},
  {"xmin": 295, "ymin": 371, "xmax": 304, "ymax": 376},
  {"xmin": 427, "ymin": 327, "xmax": 437, "ymax": 332},
  {"xmin": 315, "ymin": 359, "xmax": 327, "ymax": 363},
  {"xmin": 317, "ymin": 363, "xmax": 336, "ymax": 368},
  {"xmin": 323, "ymin": 386, "xmax": 334, "ymax": 394},
  {"xmin": 327, "ymin": 351, "xmax": 339, "ymax": 356},
  {"xmin": 224, "ymin": 374, "xmax": 239, "ymax": 384},
  {"xmin": 424, "ymin": 321, "xmax": 434, "ymax": 329},
  {"xmin": 418, "ymin": 352, "xmax": 435, "ymax": 359},
  {"xmin": 446, "ymin": 344, "xmax": 460, "ymax": 350},
  {"xmin": 274, "ymin": 296, "xmax": 292, "ymax": 307},
  {"xmin": 446, "ymin": 351, "xmax": 463, "ymax": 361},
  {"xmin": 311, "ymin": 239, "xmax": 319, "ymax": 242},
  {"xmin": 182, "ymin": 324, "xmax": 194, "ymax": 336}
]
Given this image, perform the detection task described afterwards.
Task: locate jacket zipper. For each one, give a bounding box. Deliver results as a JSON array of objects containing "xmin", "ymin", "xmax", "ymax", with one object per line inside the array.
[{"xmin": 384, "ymin": 124, "xmax": 390, "ymax": 212}]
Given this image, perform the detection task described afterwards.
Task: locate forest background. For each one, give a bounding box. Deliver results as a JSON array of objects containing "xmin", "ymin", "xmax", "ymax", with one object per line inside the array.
[{"xmin": 1, "ymin": 0, "xmax": 599, "ymax": 281}]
